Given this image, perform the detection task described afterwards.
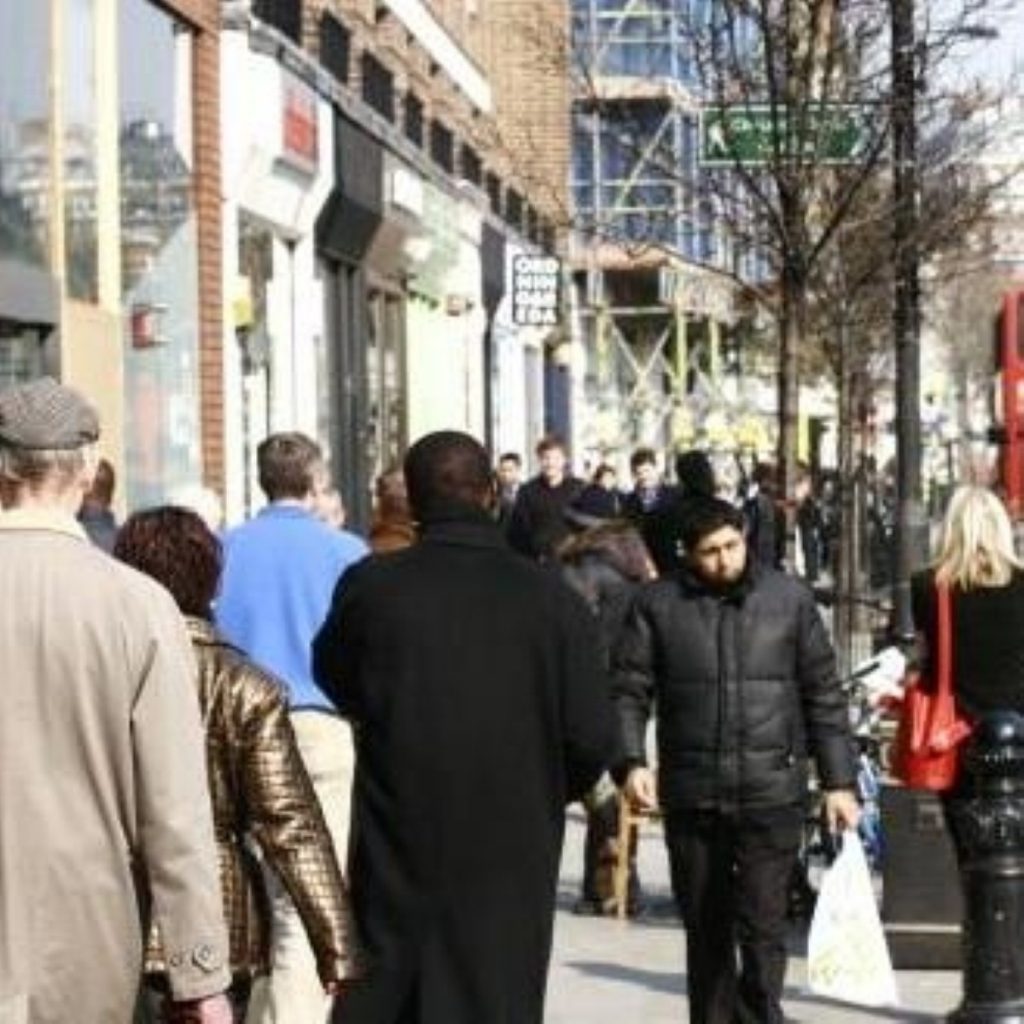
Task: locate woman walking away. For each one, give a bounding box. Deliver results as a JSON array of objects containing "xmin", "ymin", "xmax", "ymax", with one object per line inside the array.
[
  {"xmin": 115, "ymin": 507, "xmax": 365, "ymax": 1021},
  {"xmin": 911, "ymin": 485, "xmax": 1024, "ymax": 863},
  {"xmin": 558, "ymin": 518, "xmax": 656, "ymax": 915}
]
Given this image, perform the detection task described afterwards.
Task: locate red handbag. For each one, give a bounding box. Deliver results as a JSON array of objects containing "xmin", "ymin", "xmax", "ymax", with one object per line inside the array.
[{"xmin": 892, "ymin": 583, "xmax": 973, "ymax": 791}]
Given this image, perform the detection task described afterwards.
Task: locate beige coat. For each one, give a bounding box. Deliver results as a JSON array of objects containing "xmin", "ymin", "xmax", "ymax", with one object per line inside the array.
[{"xmin": 0, "ymin": 511, "xmax": 230, "ymax": 1023}]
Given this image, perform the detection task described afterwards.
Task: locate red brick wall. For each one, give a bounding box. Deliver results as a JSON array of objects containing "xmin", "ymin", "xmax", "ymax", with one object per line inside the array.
[{"xmin": 165, "ymin": 0, "xmax": 224, "ymax": 498}]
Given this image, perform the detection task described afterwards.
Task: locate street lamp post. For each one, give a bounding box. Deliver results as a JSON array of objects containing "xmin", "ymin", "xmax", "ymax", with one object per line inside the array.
[{"xmin": 891, "ymin": 0, "xmax": 929, "ymax": 643}]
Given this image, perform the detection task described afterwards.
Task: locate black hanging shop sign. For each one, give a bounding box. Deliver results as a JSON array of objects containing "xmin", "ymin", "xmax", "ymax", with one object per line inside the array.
[{"xmin": 315, "ymin": 113, "xmax": 384, "ymax": 264}]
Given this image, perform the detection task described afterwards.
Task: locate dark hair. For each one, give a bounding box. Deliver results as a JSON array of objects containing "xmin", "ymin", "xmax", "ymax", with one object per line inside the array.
[
  {"xmin": 404, "ymin": 431, "xmax": 493, "ymax": 520},
  {"xmin": 374, "ymin": 468, "xmax": 409, "ymax": 519},
  {"xmin": 114, "ymin": 506, "xmax": 222, "ymax": 619},
  {"xmin": 257, "ymin": 432, "xmax": 323, "ymax": 501},
  {"xmin": 558, "ymin": 521, "xmax": 652, "ymax": 583},
  {"xmin": 87, "ymin": 457, "xmax": 116, "ymax": 505},
  {"xmin": 630, "ymin": 448, "xmax": 657, "ymax": 472},
  {"xmin": 536, "ymin": 434, "xmax": 566, "ymax": 457},
  {"xmin": 752, "ymin": 461, "xmax": 778, "ymax": 492},
  {"xmin": 498, "ymin": 452, "xmax": 521, "ymax": 466},
  {"xmin": 591, "ymin": 462, "xmax": 616, "ymax": 485},
  {"xmin": 681, "ymin": 498, "xmax": 747, "ymax": 552},
  {"xmin": 674, "ymin": 449, "xmax": 715, "ymax": 498}
]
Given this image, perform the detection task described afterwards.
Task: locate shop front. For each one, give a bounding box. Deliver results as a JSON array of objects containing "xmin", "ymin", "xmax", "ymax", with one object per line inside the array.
[
  {"xmin": 316, "ymin": 112, "xmax": 384, "ymax": 531},
  {"xmin": 221, "ymin": 31, "xmax": 334, "ymax": 520}
]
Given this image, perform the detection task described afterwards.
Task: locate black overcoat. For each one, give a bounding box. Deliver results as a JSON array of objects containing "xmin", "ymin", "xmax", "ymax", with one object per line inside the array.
[{"xmin": 312, "ymin": 513, "xmax": 614, "ymax": 1024}]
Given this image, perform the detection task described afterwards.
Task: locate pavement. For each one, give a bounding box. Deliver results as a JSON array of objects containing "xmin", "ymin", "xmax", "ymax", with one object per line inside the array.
[{"xmin": 546, "ymin": 811, "xmax": 961, "ymax": 1023}]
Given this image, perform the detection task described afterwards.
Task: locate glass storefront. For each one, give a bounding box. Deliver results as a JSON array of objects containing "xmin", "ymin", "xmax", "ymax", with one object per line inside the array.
[
  {"xmin": 120, "ymin": 0, "xmax": 201, "ymax": 509},
  {"xmin": 0, "ymin": 2, "xmax": 51, "ymax": 272},
  {"xmin": 64, "ymin": 0, "xmax": 98, "ymax": 301}
]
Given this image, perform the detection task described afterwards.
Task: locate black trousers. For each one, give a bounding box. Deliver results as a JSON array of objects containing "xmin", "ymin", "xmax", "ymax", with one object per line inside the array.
[{"xmin": 665, "ymin": 808, "xmax": 802, "ymax": 1024}]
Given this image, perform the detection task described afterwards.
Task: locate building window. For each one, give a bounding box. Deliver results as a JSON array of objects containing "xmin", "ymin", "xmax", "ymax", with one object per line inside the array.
[
  {"xmin": 0, "ymin": 2, "xmax": 51, "ymax": 273},
  {"xmin": 460, "ymin": 144, "xmax": 482, "ymax": 187},
  {"xmin": 361, "ymin": 53, "xmax": 395, "ymax": 122},
  {"xmin": 252, "ymin": 0, "xmax": 302, "ymax": 45},
  {"xmin": 541, "ymin": 222, "xmax": 556, "ymax": 254},
  {"xmin": 320, "ymin": 13, "xmax": 350, "ymax": 84},
  {"xmin": 404, "ymin": 93, "xmax": 424, "ymax": 148},
  {"xmin": 485, "ymin": 172, "xmax": 502, "ymax": 216},
  {"xmin": 64, "ymin": 0, "xmax": 98, "ymax": 302},
  {"xmin": 527, "ymin": 206, "xmax": 540, "ymax": 243},
  {"xmin": 506, "ymin": 188, "xmax": 524, "ymax": 232},
  {"xmin": 430, "ymin": 121, "xmax": 454, "ymax": 173},
  {"xmin": 120, "ymin": 0, "xmax": 201, "ymax": 509}
]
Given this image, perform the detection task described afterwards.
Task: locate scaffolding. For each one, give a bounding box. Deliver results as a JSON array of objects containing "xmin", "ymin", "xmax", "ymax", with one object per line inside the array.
[{"xmin": 570, "ymin": 0, "xmax": 756, "ymax": 467}]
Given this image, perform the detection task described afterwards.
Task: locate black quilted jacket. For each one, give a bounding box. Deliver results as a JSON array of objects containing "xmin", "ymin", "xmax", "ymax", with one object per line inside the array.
[{"xmin": 612, "ymin": 564, "xmax": 856, "ymax": 813}]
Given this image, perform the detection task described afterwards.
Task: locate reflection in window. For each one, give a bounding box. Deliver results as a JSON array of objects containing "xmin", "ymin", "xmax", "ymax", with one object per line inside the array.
[
  {"xmin": 65, "ymin": 0, "xmax": 98, "ymax": 301},
  {"xmin": 120, "ymin": 0, "xmax": 200, "ymax": 510},
  {"xmin": 0, "ymin": 2, "xmax": 50, "ymax": 271}
]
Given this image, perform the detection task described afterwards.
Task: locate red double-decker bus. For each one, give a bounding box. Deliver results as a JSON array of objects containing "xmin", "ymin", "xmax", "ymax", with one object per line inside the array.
[{"xmin": 995, "ymin": 288, "xmax": 1024, "ymax": 516}]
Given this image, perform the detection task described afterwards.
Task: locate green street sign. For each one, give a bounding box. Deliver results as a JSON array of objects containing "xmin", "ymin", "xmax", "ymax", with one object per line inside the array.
[{"xmin": 699, "ymin": 105, "xmax": 870, "ymax": 166}]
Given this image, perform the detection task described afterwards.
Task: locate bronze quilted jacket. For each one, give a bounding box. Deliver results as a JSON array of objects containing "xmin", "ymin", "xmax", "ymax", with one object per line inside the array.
[{"xmin": 145, "ymin": 617, "xmax": 365, "ymax": 984}]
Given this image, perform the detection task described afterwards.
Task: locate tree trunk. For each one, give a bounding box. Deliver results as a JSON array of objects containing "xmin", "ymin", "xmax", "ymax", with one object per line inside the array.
[
  {"xmin": 777, "ymin": 253, "xmax": 806, "ymax": 568},
  {"xmin": 835, "ymin": 303, "xmax": 855, "ymax": 677}
]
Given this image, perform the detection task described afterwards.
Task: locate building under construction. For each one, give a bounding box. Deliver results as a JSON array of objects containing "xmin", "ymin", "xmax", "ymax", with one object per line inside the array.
[{"xmin": 569, "ymin": 0, "xmax": 769, "ymax": 471}]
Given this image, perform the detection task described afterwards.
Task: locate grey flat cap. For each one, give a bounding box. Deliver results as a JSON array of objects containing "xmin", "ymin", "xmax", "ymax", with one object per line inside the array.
[{"xmin": 0, "ymin": 377, "xmax": 100, "ymax": 450}]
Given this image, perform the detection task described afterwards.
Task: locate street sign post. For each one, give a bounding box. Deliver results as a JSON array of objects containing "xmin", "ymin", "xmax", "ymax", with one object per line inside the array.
[{"xmin": 699, "ymin": 105, "xmax": 870, "ymax": 166}]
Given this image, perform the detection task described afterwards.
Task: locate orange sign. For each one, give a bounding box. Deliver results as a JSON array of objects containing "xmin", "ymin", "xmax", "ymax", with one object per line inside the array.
[{"xmin": 282, "ymin": 72, "xmax": 318, "ymax": 174}]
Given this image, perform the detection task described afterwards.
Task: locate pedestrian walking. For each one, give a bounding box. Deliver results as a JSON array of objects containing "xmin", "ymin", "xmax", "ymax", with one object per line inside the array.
[
  {"xmin": 494, "ymin": 451, "xmax": 523, "ymax": 530},
  {"xmin": 115, "ymin": 507, "xmax": 366, "ymax": 1021},
  {"xmin": 0, "ymin": 378, "xmax": 232, "ymax": 1023},
  {"xmin": 557, "ymin": 518, "xmax": 656, "ymax": 916},
  {"xmin": 215, "ymin": 432, "xmax": 368, "ymax": 1024},
  {"xmin": 911, "ymin": 486, "xmax": 1024, "ymax": 860},
  {"xmin": 506, "ymin": 434, "xmax": 584, "ymax": 561},
  {"xmin": 744, "ymin": 461, "xmax": 785, "ymax": 570},
  {"xmin": 77, "ymin": 454, "xmax": 119, "ymax": 552},
  {"xmin": 312, "ymin": 430, "xmax": 614, "ymax": 1024},
  {"xmin": 642, "ymin": 448, "xmax": 716, "ymax": 574},
  {"xmin": 368, "ymin": 469, "xmax": 416, "ymax": 553},
  {"xmin": 613, "ymin": 497, "xmax": 860, "ymax": 1024}
]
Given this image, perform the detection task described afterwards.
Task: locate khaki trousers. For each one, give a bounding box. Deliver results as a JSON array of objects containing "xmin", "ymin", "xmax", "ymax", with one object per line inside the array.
[{"xmin": 245, "ymin": 711, "xmax": 354, "ymax": 1024}]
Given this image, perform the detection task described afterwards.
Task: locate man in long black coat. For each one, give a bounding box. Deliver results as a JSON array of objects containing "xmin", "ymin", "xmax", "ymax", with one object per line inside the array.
[{"xmin": 312, "ymin": 430, "xmax": 615, "ymax": 1024}]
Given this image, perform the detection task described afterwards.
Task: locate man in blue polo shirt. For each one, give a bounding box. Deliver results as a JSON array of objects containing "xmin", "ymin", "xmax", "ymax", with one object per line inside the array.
[{"xmin": 216, "ymin": 431, "xmax": 367, "ymax": 1024}]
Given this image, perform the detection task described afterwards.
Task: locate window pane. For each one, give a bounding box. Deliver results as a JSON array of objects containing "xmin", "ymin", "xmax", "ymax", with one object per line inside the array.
[
  {"xmin": 65, "ymin": 0, "xmax": 98, "ymax": 301},
  {"xmin": 120, "ymin": 0, "xmax": 201, "ymax": 509},
  {"xmin": 0, "ymin": 1, "xmax": 50, "ymax": 271}
]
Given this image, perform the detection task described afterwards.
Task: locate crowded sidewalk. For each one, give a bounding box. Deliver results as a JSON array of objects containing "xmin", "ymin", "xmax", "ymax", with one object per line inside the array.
[{"xmin": 547, "ymin": 811, "xmax": 960, "ymax": 1024}]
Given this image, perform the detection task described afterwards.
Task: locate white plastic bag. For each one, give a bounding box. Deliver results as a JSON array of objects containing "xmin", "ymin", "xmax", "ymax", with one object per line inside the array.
[{"xmin": 806, "ymin": 833, "xmax": 899, "ymax": 1007}]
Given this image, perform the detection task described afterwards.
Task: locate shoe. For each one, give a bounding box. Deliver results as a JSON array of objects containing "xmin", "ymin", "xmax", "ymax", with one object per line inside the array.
[{"xmin": 572, "ymin": 897, "xmax": 605, "ymax": 917}]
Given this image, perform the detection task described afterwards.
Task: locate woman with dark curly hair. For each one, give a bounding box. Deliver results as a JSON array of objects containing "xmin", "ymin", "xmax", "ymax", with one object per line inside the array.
[
  {"xmin": 115, "ymin": 507, "xmax": 364, "ymax": 1022},
  {"xmin": 557, "ymin": 518, "xmax": 656, "ymax": 916}
]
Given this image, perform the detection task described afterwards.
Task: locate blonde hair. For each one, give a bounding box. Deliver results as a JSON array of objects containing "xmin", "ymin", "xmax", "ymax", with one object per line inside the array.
[{"xmin": 934, "ymin": 486, "xmax": 1022, "ymax": 590}]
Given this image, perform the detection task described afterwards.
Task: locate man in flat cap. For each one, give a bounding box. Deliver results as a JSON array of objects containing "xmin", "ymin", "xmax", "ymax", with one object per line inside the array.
[{"xmin": 0, "ymin": 378, "xmax": 233, "ymax": 1023}]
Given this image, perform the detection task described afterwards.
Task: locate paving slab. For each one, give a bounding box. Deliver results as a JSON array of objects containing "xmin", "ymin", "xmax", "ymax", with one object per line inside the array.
[{"xmin": 547, "ymin": 812, "xmax": 961, "ymax": 1023}]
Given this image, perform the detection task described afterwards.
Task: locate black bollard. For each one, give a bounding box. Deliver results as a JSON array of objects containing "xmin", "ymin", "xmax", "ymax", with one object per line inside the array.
[{"xmin": 947, "ymin": 712, "xmax": 1024, "ymax": 1024}]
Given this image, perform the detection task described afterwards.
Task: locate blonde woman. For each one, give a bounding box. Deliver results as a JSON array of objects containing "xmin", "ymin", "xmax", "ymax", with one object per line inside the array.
[
  {"xmin": 911, "ymin": 486, "xmax": 1024, "ymax": 868},
  {"xmin": 912, "ymin": 485, "xmax": 1024, "ymax": 722}
]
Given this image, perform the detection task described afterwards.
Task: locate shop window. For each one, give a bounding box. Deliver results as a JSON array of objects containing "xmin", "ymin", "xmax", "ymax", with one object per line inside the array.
[
  {"xmin": 64, "ymin": 0, "xmax": 98, "ymax": 302},
  {"xmin": 120, "ymin": 0, "xmax": 201, "ymax": 509},
  {"xmin": 404, "ymin": 94, "xmax": 424, "ymax": 148},
  {"xmin": 0, "ymin": 2, "xmax": 50, "ymax": 272},
  {"xmin": 253, "ymin": 0, "xmax": 302, "ymax": 44},
  {"xmin": 362, "ymin": 53, "xmax": 395, "ymax": 122},
  {"xmin": 430, "ymin": 122, "xmax": 454, "ymax": 173},
  {"xmin": 320, "ymin": 13, "xmax": 350, "ymax": 84},
  {"xmin": 460, "ymin": 144, "xmax": 482, "ymax": 188}
]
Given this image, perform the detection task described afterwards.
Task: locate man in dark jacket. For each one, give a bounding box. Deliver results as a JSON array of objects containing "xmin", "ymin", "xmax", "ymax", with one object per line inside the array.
[
  {"xmin": 641, "ymin": 448, "xmax": 716, "ymax": 574},
  {"xmin": 313, "ymin": 430, "xmax": 614, "ymax": 1024},
  {"xmin": 506, "ymin": 434, "xmax": 584, "ymax": 560},
  {"xmin": 613, "ymin": 498, "xmax": 859, "ymax": 1024}
]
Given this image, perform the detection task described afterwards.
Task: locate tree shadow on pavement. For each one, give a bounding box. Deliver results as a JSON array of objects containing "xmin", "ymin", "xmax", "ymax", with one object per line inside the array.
[{"xmin": 563, "ymin": 960, "xmax": 687, "ymax": 997}]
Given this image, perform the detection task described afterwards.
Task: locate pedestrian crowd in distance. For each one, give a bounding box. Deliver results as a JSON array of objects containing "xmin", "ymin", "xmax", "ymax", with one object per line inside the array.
[{"xmin": 29, "ymin": 375, "xmax": 1004, "ymax": 1024}]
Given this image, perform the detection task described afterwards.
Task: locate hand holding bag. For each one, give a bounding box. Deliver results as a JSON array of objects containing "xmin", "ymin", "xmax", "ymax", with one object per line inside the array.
[
  {"xmin": 892, "ymin": 583, "xmax": 972, "ymax": 791},
  {"xmin": 807, "ymin": 833, "xmax": 899, "ymax": 1007}
]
